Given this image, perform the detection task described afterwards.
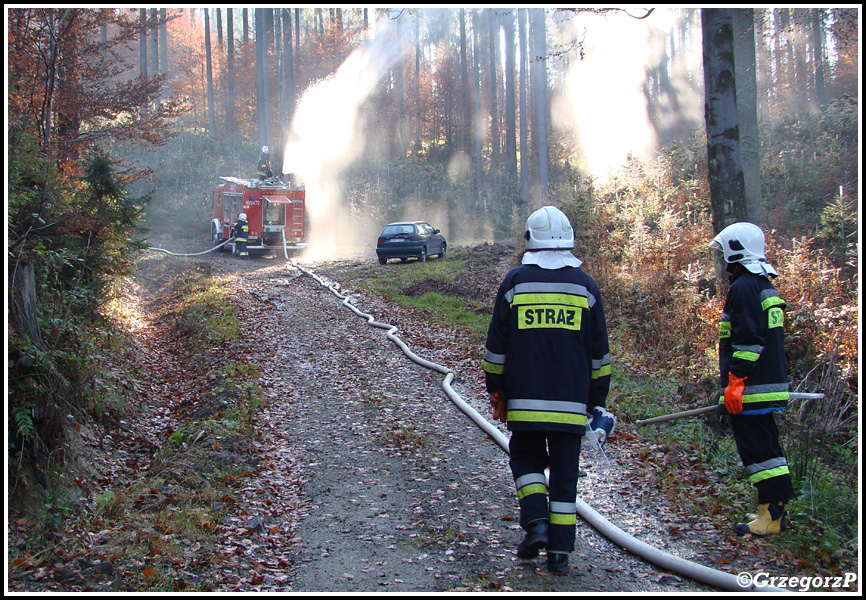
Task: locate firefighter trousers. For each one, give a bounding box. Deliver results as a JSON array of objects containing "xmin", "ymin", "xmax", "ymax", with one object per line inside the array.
[
  {"xmin": 730, "ymin": 413, "xmax": 794, "ymax": 504},
  {"xmin": 509, "ymin": 430, "xmax": 581, "ymax": 553}
]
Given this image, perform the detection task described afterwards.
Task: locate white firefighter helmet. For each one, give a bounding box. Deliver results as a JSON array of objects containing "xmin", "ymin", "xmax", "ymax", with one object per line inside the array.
[
  {"xmin": 525, "ymin": 206, "xmax": 575, "ymax": 251},
  {"xmin": 709, "ymin": 222, "xmax": 777, "ymax": 276},
  {"xmin": 238, "ymin": 212, "xmax": 248, "ymax": 222},
  {"xmin": 261, "ymin": 146, "xmax": 269, "ymax": 154}
]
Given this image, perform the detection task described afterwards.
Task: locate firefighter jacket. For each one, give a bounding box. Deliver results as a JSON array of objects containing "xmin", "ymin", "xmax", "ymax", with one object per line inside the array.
[
  {"xmin": 257, "ymin": 160, "xmax": 273, "ymax": 180},
  {"xmin": 482, "ymin": 264, "xmax": 611, "ymax": 435},
  {"xmin": 717, "ymin": 268, "xmax": 789, "ymax": 414},
  {"xmin": 232, "ymin": 220, "xmax": 249, "ymax": 242}
]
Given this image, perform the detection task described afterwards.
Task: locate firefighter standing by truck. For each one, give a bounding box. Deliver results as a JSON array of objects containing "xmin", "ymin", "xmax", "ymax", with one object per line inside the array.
[
  {"xmin": 232, "ymin": 213, "xmax": 250, "ymax": 258},
  {"xmin": 709, "ymin": 222, "xmax": 794, "ymax": 536},
  {"xmin": 482, "ymin": 206, "xmax": 611, "ymax": 574}
]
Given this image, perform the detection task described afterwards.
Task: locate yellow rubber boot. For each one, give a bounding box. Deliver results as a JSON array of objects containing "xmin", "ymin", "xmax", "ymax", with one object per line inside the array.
[{"xmin": 735, "ymin": 502, "xmax": 787, "ymax": 536}]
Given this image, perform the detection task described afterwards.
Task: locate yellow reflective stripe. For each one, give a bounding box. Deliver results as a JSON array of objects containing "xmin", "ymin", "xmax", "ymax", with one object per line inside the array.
[
  {"xmin": 510, "ymin": 292, "xmax": 590, "ymax": 309},
  {"xmin": 508, "ymin": 411, "xmax": 587, "ymax": 426},
  {"xmin": 717, "ymin": 391, "xmax": 790, "ymax": 406},
  {"xmin": 592, "ymin": 364, "xmax": 612, "ymax": 379},
  {"xmin": 719, "ymin": 322, "xmax": 731, "ymax": 338},
  {"xmin": 733, "ymin": 350, "xmax": 760, "ymax": 362},
  {"xmin": 482, "ymin": 360, "xmax": 505, "ymax": 375},
  {"xmin": 749, "ymin": 465, "xmax": 790, "ymax": 484},
  {"xmin": 550, "ymin": 512, "xmax": 577, "ymax": 525},
  {"xmin": 761, "ymin": 296, "xmax": 785, "ymax": 311},
  {"xmin": 517, "ymin": 483, "xmax": 548, "ymax": 500},
  {"xmin": 744, "ymin": 391, "xmax": 789, "ymax": 404}
]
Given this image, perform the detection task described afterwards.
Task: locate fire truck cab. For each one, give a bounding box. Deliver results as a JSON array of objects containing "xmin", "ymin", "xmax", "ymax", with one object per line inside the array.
[{"xmin": 211, "ymin": 176, "xmax": 307, "ymax": 255}]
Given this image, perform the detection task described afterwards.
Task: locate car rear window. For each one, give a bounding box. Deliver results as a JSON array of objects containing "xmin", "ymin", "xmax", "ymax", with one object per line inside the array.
[{"xmin": 381, "ymin": 224, "xmax": 415, "ymax": 236}]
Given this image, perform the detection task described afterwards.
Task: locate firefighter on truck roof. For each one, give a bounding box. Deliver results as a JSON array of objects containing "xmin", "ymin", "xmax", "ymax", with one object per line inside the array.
[
  {"xmin": 257, "ymin": 146, "xmax": 273, "ymax": 181},
  {"xmin": 709, "ymin": 222, "xmax": 794, "ymax": 536},
  {"xmin": 482, "ymin": 206, "xmax": 612, "ymax": 574}
]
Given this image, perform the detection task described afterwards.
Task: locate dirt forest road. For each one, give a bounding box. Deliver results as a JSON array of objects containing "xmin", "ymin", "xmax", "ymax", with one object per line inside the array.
[{"xmin": 145, "ymin": 242, "xmax": 710, "ymax": 594}]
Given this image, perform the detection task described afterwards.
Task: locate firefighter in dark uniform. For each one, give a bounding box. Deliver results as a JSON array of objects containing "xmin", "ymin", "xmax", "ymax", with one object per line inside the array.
[
  {"xmin": 257, "ymin": 146, "xmax": 273, "ymax": 181},
  {"xmin": 482, "ymin": 206, "xmax": 611, "ymax": 574},
  {"xmin": 710, "ymin": 222, "xmax": 794, "ymax": 536},
  {"xmin": 232, "ymin": 213, "xmax": 250, "ymax": 258}
]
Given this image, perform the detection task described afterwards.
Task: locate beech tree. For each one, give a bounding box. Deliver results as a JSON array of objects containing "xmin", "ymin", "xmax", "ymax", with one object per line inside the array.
[
  {"xmin": 702, "ymin": 8, "xmax": 747, "ymax": 278},
  {"xmin": 204, "ymin": 8, "xmax": 216, "ymax": 136},
  {"xmin": 8, "ymin": 8, "xmax": 186, "ymax": 164},
  {"xmin": 733, "ymin": 9, "xmax": 764, "ymax": 224}
]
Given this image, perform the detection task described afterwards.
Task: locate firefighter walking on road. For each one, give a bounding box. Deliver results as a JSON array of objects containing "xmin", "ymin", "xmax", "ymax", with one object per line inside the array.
[
  {"xmin": 232, "ymin": 213, "xmax": 250, "ymax": 258},
  {"xmin": 482, "ymin": 206, "xmax": 611, "ymax": 574},
  {"xmin": 709, "ymin": 222, "xmax": 794, "ymax": 536}
]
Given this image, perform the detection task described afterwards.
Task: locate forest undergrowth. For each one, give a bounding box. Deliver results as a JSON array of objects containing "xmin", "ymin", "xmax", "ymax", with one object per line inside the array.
[{"xmin": 8, "ymin": 99, "xmax": 859, "ymax": 589}]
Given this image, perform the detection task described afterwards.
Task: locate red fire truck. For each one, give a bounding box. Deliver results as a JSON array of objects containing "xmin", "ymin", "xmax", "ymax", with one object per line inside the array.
[{"xmin": 210, "ymin": 176, "xmax": 307, "ymax": 255}]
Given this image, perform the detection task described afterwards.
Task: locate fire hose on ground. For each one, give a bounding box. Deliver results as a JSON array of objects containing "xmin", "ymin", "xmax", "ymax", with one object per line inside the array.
[
  {"xmin": 293, "ymin": 263, "xmax": 787, "ymax": 593},
  {"xmin": 147, "ymin": 236, "xmax": 236, "ymax": 256}
]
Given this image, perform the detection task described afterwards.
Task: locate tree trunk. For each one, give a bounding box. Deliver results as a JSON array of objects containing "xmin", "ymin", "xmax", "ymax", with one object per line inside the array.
[
  {"xmin": 503, "ymin": 9, "xmax": 518, "ymax": 176},
  {"xmin": 517, "ymin": 9, "xmax": 530, "ymax": 209},
  {"xmin": 159, "ymin": 8, "xmax": 168, "ymax": 76},
  {"xmin": 204, "ymin": 8, "xmax": 216, "ymax": 136},
  {"xmin": 472, "ymin": 10, "xmax": 484, "ymax": 207},
  {"xmin": 150, "ymin": 8, "xmax": 159, "ymax": 76},
  {"xmin": 255, "ymin": 8, "xmax": 271, "ymax": 149},
  {"xmin": 459, "ymin": 9, "xmax": 471, "ymax": 155},
  {"xmin": 283, "ymin": 9, "xmax": 295, "ymax": 133},
  {"xmin": 488, "ymin": 8, "xmax": 500, "ymax": 166},
  {"xmin": 226, "ymin": 7, "xmax": 235, "ymax": 131},
  {"xmin": 216, "ymin": 8, "xmax": 223, "ymax": 48},
  {"xmin": 811, "ymin": 8, "xmax": 826, "ymax": 107},
  {"xmin": 414, "ymin": 13, "xmax": 422, "ymax": 154},
  {"xmin": 530, "ymin": 8, "xmax": 549, "ymax": 203},
  {"xmin": 702, "ymin": 8, "xmax": 747, "ymax": 278},
  {"xmin": 43, "ymin": 8, "xmax": 57, "ymax": 149},
  {"xmin": 275, "ymin": 8, "xmax": 285, "ymax": 145},
  {"xmin": 10, "ymin": 261, "xmax": 45, "ymax": 351},
  {"xmin": 732, "ymin": 8, "xmax": 764, "ymax": 224},
  {"xmin": 139, "ymin": 9, "xmax": 147, "ymax": 78}
]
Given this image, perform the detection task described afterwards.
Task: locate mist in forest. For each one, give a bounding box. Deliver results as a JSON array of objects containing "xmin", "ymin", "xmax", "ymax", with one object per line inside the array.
[
  {"xmin": 283, "ymin": 8, "xmax": 705, "ymax": 258},
  {"xmin": 556, "ymin": 8, "xmax": 702, "ymax": 183},
  {"xmin": 282, "ymin": 15, "xmax": 412, "ymax": 259}
]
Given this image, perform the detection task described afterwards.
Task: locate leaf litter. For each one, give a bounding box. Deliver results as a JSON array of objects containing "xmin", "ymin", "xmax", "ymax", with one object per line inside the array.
[{"xmin": 8, "ymin": 238, "xmax": 842, "ymax": 593}]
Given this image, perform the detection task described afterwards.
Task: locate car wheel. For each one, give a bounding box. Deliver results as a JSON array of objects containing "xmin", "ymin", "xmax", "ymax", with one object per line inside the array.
[
  {"xmin": 439, "ymin": 243, "xmax": 446, "ymax": 259},
  {"xmin": 378, "ymin": 256, "xmax": 387, "ymax": 265},
  {"xmin": 420, "ymin": 247, "xmax": 427, "ymax": 262}
]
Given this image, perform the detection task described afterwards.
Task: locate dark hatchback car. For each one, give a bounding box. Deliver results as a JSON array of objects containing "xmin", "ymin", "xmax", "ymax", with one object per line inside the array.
[{"xmin": 376, "ymin": 221, "xmax": 447, "ymax": 264}]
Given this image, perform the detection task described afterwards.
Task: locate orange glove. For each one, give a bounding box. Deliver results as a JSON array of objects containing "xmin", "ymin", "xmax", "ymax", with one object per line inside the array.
[
  {"xmin": 491, "ymin": 392, "xmax": 507, "ymax": 423},
  {"xmin": 724, "ymin": 374, "xmax": 746, "ymax": 414}
]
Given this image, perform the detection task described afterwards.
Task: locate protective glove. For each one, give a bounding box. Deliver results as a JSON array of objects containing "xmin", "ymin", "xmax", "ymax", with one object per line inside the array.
[
  {"xmin": 724, "ymin": 374, "xmax": 746, "ymax": 414},
  {"xmin": 490, "ymin": 392, "xmax": 507, "ymax": 423}
]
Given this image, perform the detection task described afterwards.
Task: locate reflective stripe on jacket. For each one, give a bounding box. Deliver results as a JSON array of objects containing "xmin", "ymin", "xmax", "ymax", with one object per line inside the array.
[
  {"xmin": 483, "ymin": 264, "xmax": 611, "ymax": 435},
  {"xmin": 232, "ymin": 222, "xmax": 250, "ymax": 242},
  {"xmin": 718, "ymin": 270, "xmax": 789, "ymax": 414}
]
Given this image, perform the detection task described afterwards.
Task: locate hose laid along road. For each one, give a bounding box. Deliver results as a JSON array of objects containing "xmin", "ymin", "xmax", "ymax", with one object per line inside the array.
[{"xmin": 295, "ymin": 262, "xmax": 787, "ymax": 594}]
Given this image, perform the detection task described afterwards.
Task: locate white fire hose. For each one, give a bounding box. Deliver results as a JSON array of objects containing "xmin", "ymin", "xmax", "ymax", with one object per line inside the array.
[
  {"xmin": 147, "ymin": 236, "xmax": 235, "ymax": 256},
  {"xmin": 294, "ymin": 263, "xmax": 787, "ymax": 593}
]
